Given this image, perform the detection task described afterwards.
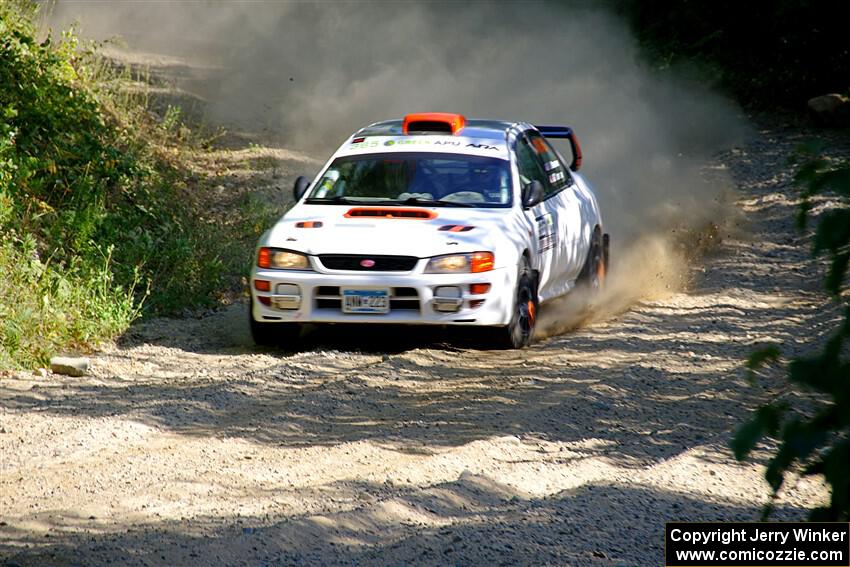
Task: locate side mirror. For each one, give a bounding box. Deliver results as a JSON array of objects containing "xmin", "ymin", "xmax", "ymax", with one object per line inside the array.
[
  {"xmin": 293, "ymin": 176, "xmax": 310, "ymax": 201},
  {"xmin": 522, "ymin": 180, "xmax": 544, "ymax": 209}
]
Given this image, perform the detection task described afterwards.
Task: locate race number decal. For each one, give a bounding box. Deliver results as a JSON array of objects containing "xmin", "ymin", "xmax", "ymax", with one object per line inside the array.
[{"xmin": 536, "ymin": 213, "xmax": 557, "ymax": 253}]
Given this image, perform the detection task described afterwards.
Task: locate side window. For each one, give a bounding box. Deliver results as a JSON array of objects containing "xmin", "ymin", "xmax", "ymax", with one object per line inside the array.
[
  {"xmin": 526, "ymin": 132, "xmax": 573, "ymax": 197},
  {"xmin": 515, "ymin": 136, "xmax": 549, "ymax": 189}
]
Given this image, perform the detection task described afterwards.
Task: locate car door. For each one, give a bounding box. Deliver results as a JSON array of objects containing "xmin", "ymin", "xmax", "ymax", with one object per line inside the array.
[
  {"xmin": 515, "ymin": 133, "xmax": 562, "ymax": 299},
  {"xmin": 524, "ymin": 132, "xmax": 587, "ymax": 296}
]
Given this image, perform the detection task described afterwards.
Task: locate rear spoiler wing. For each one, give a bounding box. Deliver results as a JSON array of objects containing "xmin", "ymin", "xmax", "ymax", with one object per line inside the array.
[{"xmin": 535, "ymin": 125, "xmax": 583, "ymax": 171}]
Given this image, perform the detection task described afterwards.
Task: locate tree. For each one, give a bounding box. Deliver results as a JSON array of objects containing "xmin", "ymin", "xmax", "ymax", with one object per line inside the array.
[{"xmin": 731, "ymin": 143, "xmax": 850, "ymax": 520}]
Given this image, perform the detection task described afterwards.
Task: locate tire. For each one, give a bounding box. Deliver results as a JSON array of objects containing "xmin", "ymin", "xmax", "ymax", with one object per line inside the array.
[
  {"xmin": 248, "ymin": 300, "xmax": 301, "ymax": 347},
  {"xmin": 487, "ymin": 257, "xmax": 538, "ymax": 349},
  {"xmin": 602, "ymin": 233, "xmax": 610, "ymax": 276},
  {"xmin": 577, "ymin": 227, "xmax": 607, "ymax": 292}
]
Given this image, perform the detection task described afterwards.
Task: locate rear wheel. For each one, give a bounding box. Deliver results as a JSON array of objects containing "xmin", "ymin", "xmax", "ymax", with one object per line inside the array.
[
  {"xmin": 578, "ymin": 227, "xmax": 608, "ymax": 292},
  {"xmin": 487, "ymin": 257, "xmax": 538, "ymax": 349},
  {"xmin": 248, "ymin": 300, "xmax": 301, "ymax": 347}
]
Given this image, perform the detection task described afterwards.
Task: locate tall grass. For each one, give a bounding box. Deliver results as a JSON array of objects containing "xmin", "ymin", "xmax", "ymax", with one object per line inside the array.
[
  {"xmin": 0, "ymin": 1, "xmax": 234, "ymax": 367},
  {"xmin": 0, "ymin": 234, "xmax": 142, "ymax": 369}
]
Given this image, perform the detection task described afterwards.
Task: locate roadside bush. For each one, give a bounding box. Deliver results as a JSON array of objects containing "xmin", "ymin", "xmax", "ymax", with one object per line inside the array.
[
  {"xmin": 1, "ymin": 1, "xmax": 226, "ymax": 367},
  {"xmin": 0, "ymin": 235, "xmax": 141, "ymax": 369},
  {"xmin": 732, "ymin": 147, "xmax": 850, "ymax": 520}
]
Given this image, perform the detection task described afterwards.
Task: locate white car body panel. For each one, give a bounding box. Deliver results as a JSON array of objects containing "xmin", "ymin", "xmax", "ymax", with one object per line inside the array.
[{"xmin": 250, "ymin": 118, "xmax": 602, "ymax": 328}]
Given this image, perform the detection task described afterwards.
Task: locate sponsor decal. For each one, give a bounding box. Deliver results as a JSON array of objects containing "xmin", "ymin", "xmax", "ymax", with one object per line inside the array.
[
  {"xmin": 350, "ymin": 140, "xmax": 381, "ymax": 149},
  {"xmin": 536, "ymin": 213, "xmax": 557, "ymax": 253},
  {"xmin": 549, "ymin": 171, "xmax": 566, "ymax": 184},
  {"xmin": 349, "ymin": 137, "xmax": 503, "ymax": 152}
]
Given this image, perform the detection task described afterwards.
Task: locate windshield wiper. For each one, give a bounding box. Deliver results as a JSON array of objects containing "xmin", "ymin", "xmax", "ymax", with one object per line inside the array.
[{"xmin": 400, "ymin": 197, "xmax": 475, "ymax": 208}]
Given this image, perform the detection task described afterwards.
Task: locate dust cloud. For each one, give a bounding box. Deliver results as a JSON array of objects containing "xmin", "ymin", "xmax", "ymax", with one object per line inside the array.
[{"xmin": 45, "ymin": 1, "xmax": 748, "ymax": 329}]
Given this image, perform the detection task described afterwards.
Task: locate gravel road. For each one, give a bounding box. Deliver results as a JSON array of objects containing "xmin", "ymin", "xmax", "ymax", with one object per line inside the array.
[{"xmin": 1, "ymin": 121, "xmax": 846, "ymax": 566}]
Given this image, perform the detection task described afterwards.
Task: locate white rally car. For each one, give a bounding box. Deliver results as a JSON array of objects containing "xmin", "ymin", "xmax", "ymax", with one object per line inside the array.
[{"xmin": 250, "ymin": 113, "xmax": 608, "ymax": 348}]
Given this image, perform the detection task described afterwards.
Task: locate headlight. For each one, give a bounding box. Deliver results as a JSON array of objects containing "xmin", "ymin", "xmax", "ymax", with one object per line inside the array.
[
  {"xmin": 257, "ymin": 247, "xmax": 311, "ymax": 270},
  {"xmin": 425, "ymin": 252, "xmax": 494, "ymax": 273}
]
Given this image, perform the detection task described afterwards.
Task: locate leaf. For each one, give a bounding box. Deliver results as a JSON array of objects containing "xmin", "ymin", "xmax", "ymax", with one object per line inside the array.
[
  {"xmin": 809, "ymin": 506, "xmax": 835, "ymax": 521},
  {"xmin": 825, "ymin": 252, "xmax": 849, "ymax": 297},
  {"xmin": 810, "ymin": 403, "xmax": 848, "ymax": 434},
  {"xmin": 803, "ymin": 459, "xmax": 825, "ymax": 476},
  {"xmin": 812, "ymin": 209, "xmax": 850, "ymax": 254},
  {"xmin": 788, "ymin": 357, "xmax": 839, "ymax": 395},
  {"xmin": 823, "ymin": 333, "xmax": 845, "ymax": 366},
  {"xmin": 809, "ymin": 167, "xmax": 850, "ymax": 198},
  {"xmin": 793, "ymin": 140, "xmax": 827, "ymax": 159},
  {"xmin": 793, "ymin": 158, "xmax": 828, "ymax": 187},
  {"xmin": 745, "ymin": 346, "xmax": 781, "ymax": 385},
  {"xmin": 730, "ymin": 403, "xmax": 785, "ymax": 460},
  {"xmin": 762, "ymin": 402, "xmax": 787, "ymax": 435},
  {"xmin": 747, "ymin": 345, "xmax": 781, "ymax": 370},
  {"xmin": 843, "ymin": 306, "xmax": 850, "ymax": 337},
  {"xmin": 760, "ymin": 499, "xmax": 776, "ymax": 521},
  {"xmin": 765, "ymin": 443, "xmax": 794, "ymax": 492},
  {"xmin": 765, "ymin": 417, "xmax": 827, "ymax": 493},
  {"xmin": 817, "ymin": 439, "xmax": 850, "ymax": 520},
  {"xmin": 783, "ymin": 420, "xmax": 827, "ymax": 462},
  {"xmin": 732, "ymin": 418, "xmax": 764, "ymax": 460},
  {"xmin": 795, "ymin": 199, "xmax": 812, "ymax": 231}
]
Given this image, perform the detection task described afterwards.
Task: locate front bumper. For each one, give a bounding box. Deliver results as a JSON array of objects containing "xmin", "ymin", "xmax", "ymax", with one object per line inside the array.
[{"xmin": 250, "ymin": 266, "xmax": 514, "ymax": 326}]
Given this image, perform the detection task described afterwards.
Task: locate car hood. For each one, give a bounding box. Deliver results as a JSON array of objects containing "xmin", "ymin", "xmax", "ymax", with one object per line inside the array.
[{"xmin": 264, "ymin": 204, "xmax": 513, "ymax": 258}]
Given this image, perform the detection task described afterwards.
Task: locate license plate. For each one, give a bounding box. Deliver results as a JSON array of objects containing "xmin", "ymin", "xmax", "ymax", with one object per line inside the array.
[{"xmin": 342, "ymin": 289, "xmax": 390, "ymax": 314}]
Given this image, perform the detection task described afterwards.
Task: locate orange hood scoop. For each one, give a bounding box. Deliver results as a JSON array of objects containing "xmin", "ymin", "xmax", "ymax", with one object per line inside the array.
[{"xmin": 344, "ymin": 207, "xmax": 437, "ymax": 220}]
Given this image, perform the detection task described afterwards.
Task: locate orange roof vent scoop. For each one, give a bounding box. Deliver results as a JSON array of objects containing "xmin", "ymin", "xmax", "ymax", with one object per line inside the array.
[
  {"xmin": 345, "ymin": 207, "xmax": 437, "ymax": 220},
  {"xmin": 402, "ymin": 113, "xmax": 466, "ymax": 135}
]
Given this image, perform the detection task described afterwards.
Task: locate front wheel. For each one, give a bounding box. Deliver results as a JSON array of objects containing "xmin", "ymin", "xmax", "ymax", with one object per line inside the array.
[
  {"xmin": 248, "ymin": 301, "xmax": 302, "ymax": 347},
  {"xmin": 485, "ymin": 258, "xmax": 538, "ymax": 349}
]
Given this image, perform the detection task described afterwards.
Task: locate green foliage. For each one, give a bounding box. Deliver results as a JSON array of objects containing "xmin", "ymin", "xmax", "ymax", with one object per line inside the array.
[
  {"xmin": 0, "ymin": 233, "xmax": 142, "ymax": 369},
  {"xmin": 161, "ymin": 105, "xmax": 182, "ymax": 133},
  {"xmin": 0, "ymin": 1, "xmax": 233, "ymax": 366},
  {"xmin": 732, "ymin": 147, "xmax": 850, "ymax": 520},
  {"xmin": 730, "ymin": 402, "xmax": 787, "ymax": 461},
  {"xmin": 744, "ymin": 346, "xmax": 781, "ymax": 381},
  {"xmin": 208, "ymin": 191, "xmax": 286, "ymax": 286}
]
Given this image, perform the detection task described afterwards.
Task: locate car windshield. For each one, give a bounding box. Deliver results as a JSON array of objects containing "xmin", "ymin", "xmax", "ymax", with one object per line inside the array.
[{"xmin": 305, "ymin": 152, "xmax": 512, "ymax": 208}]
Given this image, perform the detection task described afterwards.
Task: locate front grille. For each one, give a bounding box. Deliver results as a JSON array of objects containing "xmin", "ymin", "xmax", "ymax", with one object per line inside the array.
[
  {"xmin": 391, "ymin": 288, "xmax": 421, "ymax": 310},
  {"xmin": 318, "ymin": 254, "xmax": 418, "ymax": 272},
  {"xmin": 316, "ymin": 298, "xmax": 342, "ymax": 309},
  {"xmin": 393, "ymin": 287, "xmax": 418, "ymax": 297}
]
